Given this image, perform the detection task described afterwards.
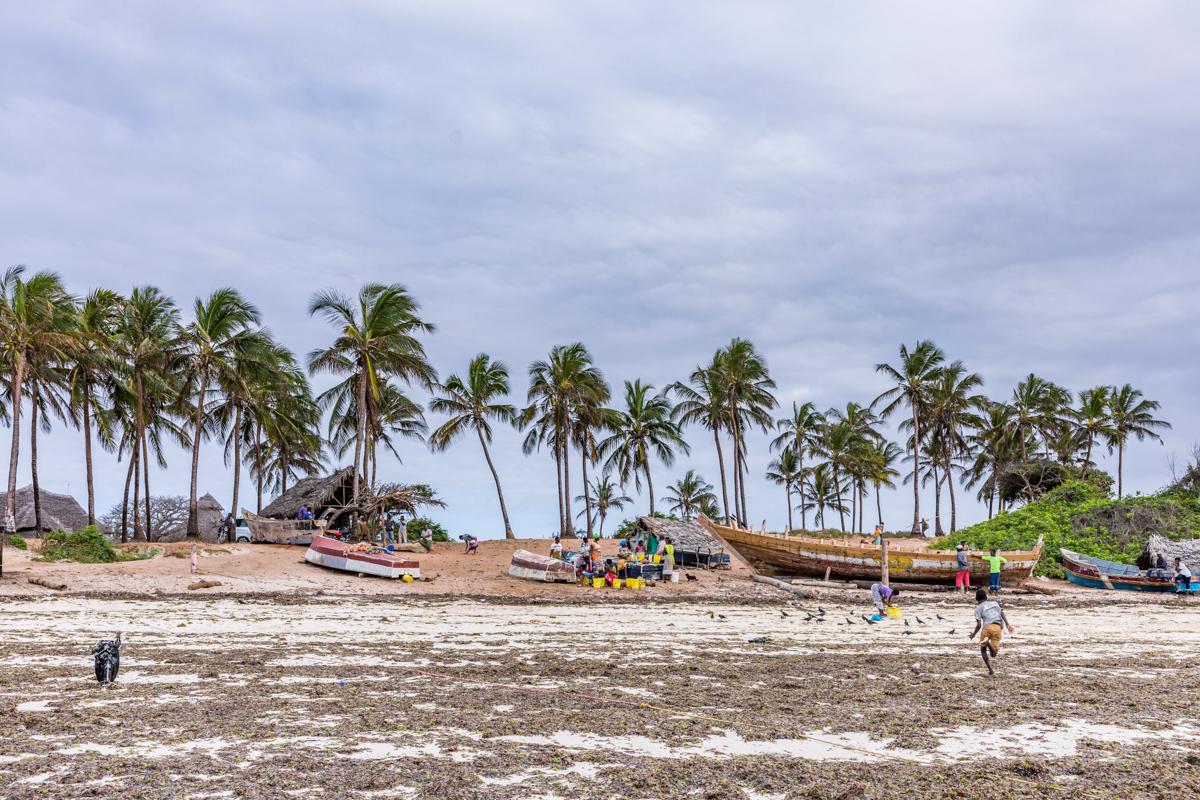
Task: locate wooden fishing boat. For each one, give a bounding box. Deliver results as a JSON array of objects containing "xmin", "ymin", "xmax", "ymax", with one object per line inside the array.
[
  {"xmin": 700, "ymin": 516, "xmax": 1042, "ymax": 586},
  {"xmin": 508, "ymin": 549, "xmax": 576, "ymax": 583},
  {"xmin": 1060, "ymin": 548, "xmax": 1195, "ymax": 592},
  {"xmin": 241, "ymin": 509, "xmax": 317, "ymax": 544},
  {"xmin": 304, "ymin": 535, "xmax": 420, "ymax": 579}
]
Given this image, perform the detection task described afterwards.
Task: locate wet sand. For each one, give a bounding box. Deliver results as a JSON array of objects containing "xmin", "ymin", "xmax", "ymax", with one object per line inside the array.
[{"xmin": 3, "ymin": 593, "xmax": 1199, "ymax": 798}]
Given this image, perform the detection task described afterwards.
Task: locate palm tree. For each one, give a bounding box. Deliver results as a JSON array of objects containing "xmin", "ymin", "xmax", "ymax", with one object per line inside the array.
[
  {"xmin": 770, "ymin": 401, "xmax": 823, "ymax": 530},
  {"xmin": 111, "ymin": 286, "xmax": 186, "ymax": 541},
  {"xmin": 1073, "ymin": 386, "xmax": 1114, "ymax": 480},
  {"xmin": 873, "ymin": 341, "xmax": 945, "ymax": 535},
  {"xmin": 181, "ymin": 289, "xmax": 271, "ymax": 537},
  {"xmin": 765, "ymin": 449, "xmax": 802, "ymax": 532},
  {"xmin": 307, "ymin": 284, "xmax": 436, "ymax": 509},
  {"xmin": 965, "ymin": 401, "xmax": 1019, "ymax": 518},
  {"xmin": 863, "ymin": 440, "xmax": 902, "ymax": 529},
  {"xmin": 25, "ymin": 358, "xmax": 74, "ymax": 534},
  {"xmin": 430, "ymin": 354, "xmax": 519, "ymax": 539},
  {"xmin": 66, "ymin": 289, "xmax": 121, "ymax": 527},
  {"xmin": 798, "ymin": 464, "xmax": 846, "ymax": 531},
  {"xmin": 670, "ymin": 358, "xmax": 732, "ymax": 522},
  {"xmin": 824, "ymin": 403, "xmax": 882, "ymax": 533},
  {"xmin": 695, "ymin": 495, "xmax": 722, "ymax": 521},
  {"xmin": 712, "ymin": 339, "xmax": 777, "ymax": 526},
  {"xmin": 598, "ymin": 380, "xmax": 689, "ymax": 517},
  {"xmin": 1105, "ymin": 384, "xmax": 1169, "ymax": 497},
  {"xmin": 926, "ymin": 363, "xmax": 985, "ymax": 532},
  {"xmin": 522, "ymin": 344, "xmax": 606, "ymax": 538},
  {"xmin": 810, "ymin": 417, "xmax": 863, "ymax": 533},
  {"xmin": 662, "ymin": 469, "xmax": 717, "ymax": 521},
  {"xmin": 0, "ymin": 267, "xmax": 76, "ymax": 552},
  {"xmin": 325, "ymin": 377, "xmax": 426, "ymax": 485},
  {"xmin": 576, "ymin": 475, "xmax": 631, "ymax": 538}
]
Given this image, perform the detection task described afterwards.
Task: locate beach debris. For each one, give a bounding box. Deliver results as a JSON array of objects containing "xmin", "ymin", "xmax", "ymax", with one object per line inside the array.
[
  {"xmin": 28, "ymin": 577, "xmax": 67, "ymax": 591},
  {"xmin": 188, "ymin": 579, "xmax": 222, "ymax": 590},
  {"xmin": 91, "ymin": 633, "xmax": 121, "ymax": 684},
  {"xmin": 748, "ymin": 636, "xmax": 771, "ymax": 643}
]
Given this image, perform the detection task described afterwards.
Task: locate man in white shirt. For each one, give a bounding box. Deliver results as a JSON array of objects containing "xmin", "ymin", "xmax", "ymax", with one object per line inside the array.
[{"xmin": 1175, "ymin": 558, "xmax": 1192, "ymax": 595}]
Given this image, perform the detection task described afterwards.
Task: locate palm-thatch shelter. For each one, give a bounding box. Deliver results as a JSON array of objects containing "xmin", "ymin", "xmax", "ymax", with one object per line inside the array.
[
  {"xmin": 1143, "ymin": 535, "xmax": 1200, "ymax": 572},
  {"xmin": 259, "ymin": 467, "xmax": 357, "ymax": 521},
  {"xmin": 630, "ymin": 516, "xmax": 723, "ymax": 550},
  {"xmin": 0, "ymin": 485, "xmax": 105, "ymax": 535}
]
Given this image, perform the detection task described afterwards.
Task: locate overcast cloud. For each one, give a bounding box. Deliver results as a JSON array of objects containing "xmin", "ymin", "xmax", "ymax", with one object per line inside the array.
[{"xmin": 1, "ymin": 1, "xmax": 1197, "ymax": 537}]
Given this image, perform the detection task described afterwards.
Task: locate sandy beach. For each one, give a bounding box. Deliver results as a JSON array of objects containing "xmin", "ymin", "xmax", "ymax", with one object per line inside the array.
[{"xmin": 3, "ymin": 540, "xmax": 1200, "ymax": 798}]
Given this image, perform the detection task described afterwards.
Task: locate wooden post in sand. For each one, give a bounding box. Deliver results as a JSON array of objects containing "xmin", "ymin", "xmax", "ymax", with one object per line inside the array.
[{"xmin": 881, "ymin": 539, "xmax": 890, "ymax": 588}]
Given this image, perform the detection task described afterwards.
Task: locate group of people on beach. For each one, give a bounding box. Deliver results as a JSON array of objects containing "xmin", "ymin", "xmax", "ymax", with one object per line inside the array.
[{"xmin": 550, "ymin": 533, "xmax": 677, "ymax": 586}]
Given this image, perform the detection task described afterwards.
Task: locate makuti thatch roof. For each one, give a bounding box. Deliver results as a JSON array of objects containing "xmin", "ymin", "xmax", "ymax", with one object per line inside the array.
[
  {"xmin": 630, "ymin": 516, "xmax": 722, "ymax": 550},
  {"xmin": 155, "ymin": 493, "xmax": 226, "ymax": 543},
  {"xmin": 0, "ymin": 485, "xmax": 104, "ymax": 534},
  {"xmin": 259, "ymin": 467, "xmax": 357, "ymax": 520},
  {"xmin": 1145, "ymin": 535, "xmax": 1200, "ymax": 573}
]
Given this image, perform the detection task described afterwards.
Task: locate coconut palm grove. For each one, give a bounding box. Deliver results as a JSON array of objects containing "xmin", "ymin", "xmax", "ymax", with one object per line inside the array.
[{"xmin": 0, "ymin": 266, "xmax": 1184, "ymax": 578}]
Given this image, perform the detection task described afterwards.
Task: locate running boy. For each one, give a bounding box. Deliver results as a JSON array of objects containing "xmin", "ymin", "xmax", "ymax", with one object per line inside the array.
[
  {"xmin": 968, "ymin": 588, "xmax": 1014, "ymax": 676},
  {"xmin": 981, "ymin": 548, "xmax": 1007, "ymax": 592}
]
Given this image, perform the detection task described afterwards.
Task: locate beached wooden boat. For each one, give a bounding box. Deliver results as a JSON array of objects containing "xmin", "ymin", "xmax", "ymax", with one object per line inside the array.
[
  {"xmin": 508, "ymin": 549, "xmax": 576, "ymax": 583},
  {"xmin": 1060, "ymin": 548, "xmax": 1195, "ymax": 592},
  {"xmin": 700, "ymin": 516, "xmax": 1042, "ymax": 586},
  {"xmin": 241, "ymin": 509, "xmax": 317, "ymax": 544},
  {"xmin": 304, "ymin": 535, "xmax": 420, "ymax": 579}
]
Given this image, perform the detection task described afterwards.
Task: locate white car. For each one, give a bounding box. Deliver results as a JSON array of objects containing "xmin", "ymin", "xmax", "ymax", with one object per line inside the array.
[{"xmin": 233, "ymin": 519, "xmax": 252, "ymax": 543}]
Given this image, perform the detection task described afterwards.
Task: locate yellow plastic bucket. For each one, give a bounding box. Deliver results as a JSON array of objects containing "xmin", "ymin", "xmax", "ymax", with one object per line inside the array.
[
  {"xmin": 631, "ymin": 578, "xmax": 642, "ymax": 588},
  {"xmin": 653, "ymin": 555, "xmax": 661, "ymax": 563},
  {"xmin": 612, "ymin": 579, "xmax": 623, "ymax": 589},
  {"xmin": 886, "ymin": 607, "xmax": 902, "ymax": 620},
  {"xmin": 592, "ymin": 577, "xmax": 604, "ymax": 588}
]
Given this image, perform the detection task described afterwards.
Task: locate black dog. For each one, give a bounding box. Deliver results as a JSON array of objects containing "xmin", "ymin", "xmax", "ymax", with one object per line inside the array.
[
  {"xmin": 685, "ymin": 573, "xmax": 697, "ymax": 581},
  {"xmin": 92, "ymin": 633, "xmax": 121, "ymax": 685}
]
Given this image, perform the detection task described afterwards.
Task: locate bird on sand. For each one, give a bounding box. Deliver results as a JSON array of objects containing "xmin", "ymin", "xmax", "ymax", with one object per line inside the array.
[
  {"xmin": 861, "ymin": 614, "xmax": 871, "ymax": 621},
  {"xmin": 846, "ymin": 617, "xmax": 857, "ymax": 625},
  {"xmin": 936, "ymin": 614, "xmax": 946, "ymax": 621},
  {"xmin": 718, "ymin": 614, "xmax": 727, "ymax": 620},
  {"xmin": 916, "ymin": 616, "xmax": 927, "ymax": 625},
  {"xmin": 948, "ymin": 628, "xmax": 956, "ymax": 634},
  {"xmin": 866, "ymin": 617, "xmax": 878, "ymax": 625},
  {"xmin": 901, "ymin": 630, "xmax": 914, "ymax": 636},
  {"xmin": 818, "ymin": 607, "xmax": 826, "ymax": 615},
  {"xmin": 781, "ymin": 611, "xmax": 790, "ymax": 618},
  {"xmin": 904, "ymin": 619, "xmax": 910, "ymax": 627}
]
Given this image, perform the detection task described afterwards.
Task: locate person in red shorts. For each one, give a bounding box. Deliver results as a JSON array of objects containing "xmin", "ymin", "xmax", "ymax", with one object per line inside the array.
[{"xmin": 955, "ymin": 542, "xmax": 972, "ymax": 592}]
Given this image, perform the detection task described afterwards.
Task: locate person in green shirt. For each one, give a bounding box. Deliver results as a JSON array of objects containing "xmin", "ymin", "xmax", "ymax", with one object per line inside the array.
[{"xmin": 981, "ymin": 549, "xmax": 1007, "ymax": 592}]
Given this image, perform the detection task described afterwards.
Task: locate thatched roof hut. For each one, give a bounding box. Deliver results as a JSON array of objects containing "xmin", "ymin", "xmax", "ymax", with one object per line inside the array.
[
  {"xmin": 629, "ymin": 516, "xmax": 722, "ymax": 550},
  {"xmin": 0, "ymin": 485, "xmax": 105, "ymax": 534},
  {"xmin": 259, "ymin": 467, "xmax": 357, "ymax": 520},
  {"xmin": 1144, "ymin": 535, "xmax": 1200, "ymax": 572}
]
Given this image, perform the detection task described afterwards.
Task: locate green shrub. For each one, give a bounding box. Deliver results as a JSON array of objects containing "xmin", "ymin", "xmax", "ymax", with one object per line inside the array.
[
  {"xmin": 932, "ymin": 480, "xmax": 1200, "ymax": 576},
  {"xmin": 36, "ymin": 526, "xmax": 132, "ymax": 564},
  {"xmin": 405, "ymin": 518, "xmax": 449, "ymax": 542},
  {"xmin": 8, "ymin": 534, "xmax": 27, "ymax": 550}
]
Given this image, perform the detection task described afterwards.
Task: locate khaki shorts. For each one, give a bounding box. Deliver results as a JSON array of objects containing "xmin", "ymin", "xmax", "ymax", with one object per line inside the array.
[{"xmin": 980, "ymin": 623, "xmax": 1002, "ymax": 651}]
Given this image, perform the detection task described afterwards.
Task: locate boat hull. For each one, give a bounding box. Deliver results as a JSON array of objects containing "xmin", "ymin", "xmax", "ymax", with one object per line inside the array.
[
  {"xmin": 508, "ymin": 549, "xmax": 576, "ymax": 583},
  {"xmin": 304, "ymin": 535, "xmax": 420, "ymax": 579},
  {"xmin": 702, "ymin": 518, "xmax": 1041, "ymax": 586},
  {"xmin": 1060, "ymin": 548, "xmax": 1194, "ymax": 592}
]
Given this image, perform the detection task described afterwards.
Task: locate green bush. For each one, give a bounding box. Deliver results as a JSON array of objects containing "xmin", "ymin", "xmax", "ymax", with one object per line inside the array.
[
  {"xmin": 36, "ymin": 526, "xmax": 133, "ymax": 563},
  {"xmin": 405, "ymin": 518, "xmax": 450, "ymax": 542},
  {"xmin": 8, "ymin": 534, "xmax": 27, "ymax": 550},
  {"xmin": 932, "ymin": 481, "xmax": 1200, "ymax": 577}
]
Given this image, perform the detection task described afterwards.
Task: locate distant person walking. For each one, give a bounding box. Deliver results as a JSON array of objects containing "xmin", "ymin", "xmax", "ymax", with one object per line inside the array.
[
  {"xmin": 981, "ymin": 549, "xmax": 1007, "ymax": 592},
  {"xmin": 969, "ymin": 588, "xmax": 1014, "ymax": 677}
]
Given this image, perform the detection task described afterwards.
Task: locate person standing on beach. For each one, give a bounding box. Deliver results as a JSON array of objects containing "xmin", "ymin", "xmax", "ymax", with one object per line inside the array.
[
  {"xmin": 968, "ymin": 588, "xmax": 1014, "ymax": 677},
  {"xmin": 662, "ymin": 537, "xmax": 675, "ymax": 580},
  {"xmin": 872, "ymin": 525, "xmax": 882, "ymax": 546},
  {"xmin": 955, "ymin": 543, "xmax": 971, "ymax": 593},
  {"xmin": 981, "ymin": 549, "xmax": 1006, "ymax": 592},
  {"xmin": 589, "ymin": 535, "xmax": 601, "ymax": 572},
  {"xmin": 550, "ymin": 536, "xmax": 563, "ymax": 560},
  {"xmin": 383, "ymin": 514, "xmax": 395, "ymax": 545}
]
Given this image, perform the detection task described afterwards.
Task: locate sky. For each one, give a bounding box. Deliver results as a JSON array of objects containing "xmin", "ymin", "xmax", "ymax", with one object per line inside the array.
[{"xmin": 1, "ymin": 1, "xmax": 1198, "ymax": 538}]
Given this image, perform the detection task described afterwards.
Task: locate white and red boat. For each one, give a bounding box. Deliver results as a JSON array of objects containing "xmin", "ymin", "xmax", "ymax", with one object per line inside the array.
[
  {"xmin": 508, "ymin": 549, "xmax": 576, "ymax": 583},
  {"xmin": 304, "ymin": 535, "xmax": 421, "ymax": 579}
]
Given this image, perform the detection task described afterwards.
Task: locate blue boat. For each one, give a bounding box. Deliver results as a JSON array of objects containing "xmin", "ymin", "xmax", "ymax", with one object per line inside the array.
[{"xmin": 1060, "ymin": 548, "xmax": 1198, "ymax": 592}]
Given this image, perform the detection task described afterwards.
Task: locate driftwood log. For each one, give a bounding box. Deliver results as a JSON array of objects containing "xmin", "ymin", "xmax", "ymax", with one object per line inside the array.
[
  {"xmin": 752, "ymin": 576, "xmax": 811, "ymax": 597},
  {"xmin": 1017, "ymin": 580, "xmax": 1061, "ymax": 596},
  {"xmin": 853, "ymin": 580, "xmax": 956, "ymax": 593},
  {"xmin": 187, "ymin": 580, "xmax": 222, "ymax": 590},
  {"xmin": 28, "ymin": 577, "xmax": 66, "ymax": 591}
]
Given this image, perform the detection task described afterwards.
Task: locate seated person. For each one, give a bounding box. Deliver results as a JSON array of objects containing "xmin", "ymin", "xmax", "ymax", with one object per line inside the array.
[{"xmin": 616, "ymin": 556, "xmax": 628, "ymax": 579}]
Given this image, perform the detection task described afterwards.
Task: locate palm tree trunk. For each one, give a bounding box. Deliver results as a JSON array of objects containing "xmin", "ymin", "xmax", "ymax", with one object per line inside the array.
[
  {"xmin": 5, "ymin": 352, "xmax": 26, "ymax": 539},
  {"xmin": 1117, "ymin": 440, "xmax": 1124, "ymax": 497},
  {"xmin": 785, "ymin": 483, "xmax": 793, "ymax": 533},
  {"xmin": 83, "ymin": 379, "xmax": 96, "ymax": 526},
  {"xmin": 1083, "ymin": 436, "xmax": 1094, "ymax": 479},
  {"xmin": 255, "ymin": 421, "xmax": 263, "ymax": 514},
  {"xmin": 833, "ymin": 466, "xmax": 845, "ymax": 532},
  {"xmin": 555, "ymin": 434, "xmax": 565, "ymax": 538},
  {"xmin": 231, "ymin": 405, "xmax": 242, "ymax": 520},
  {"xmin": 187, "ymin": 376, "xmax": 207, "ymax": 538},
  {"xmin": 477, "ymin": 426, "xmax": 514, "ymax": 539},
  {"xmin": 581, "ymin": 444, "xmax": 594, "ymax": 539},
  {"xmin": 875, "ymin": 483, "xmax": 883, "ymax": 529},
  {"xmin": 31, "ymin": 384, "xmax": 42, "ymax": 536},
  {"xmin": 848, "ymin": 477, "xmax": 855, "ymax": 536},
  {"xmin": 562, "ymin": 421, "xmax": 573, "ymax": 536},
  {"xmin": 946, "ymin": 461, "xmax": 958, "ymax": 534},
  {"xmin": 353, "ymin": 369, "xmax": 367, "ymax": 507},
  {"xmin": 738, "ymin": 441, "xmax": 749, "ymax": 527},
  {"xmin": 713, "ymin": 428, "xmax": 730, "ymax": 524},
  {"xmin": 121, "ymin": 447, "xmax": 135, "ymax": 543},
  {"xmin": 132, "ymin": 446, "xmax": 142, "ymax": 540},
  {"xmin": 799, "ymin": 451, "xmax": 807, "ymax": 531},
  {"xmin": 646, "ymin": 461, "xmax": 655, "ymax": 517},
  {"xmin": 138, "ymin": 375, "xmax": 152, "ymax": 542},
  {"xmin": 910, "ymin": 406, "xmax": 921, "ymax": 535},
  {"xmin": 931, "ymin": 460, "xmax": 942, "ymax": 537}
]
